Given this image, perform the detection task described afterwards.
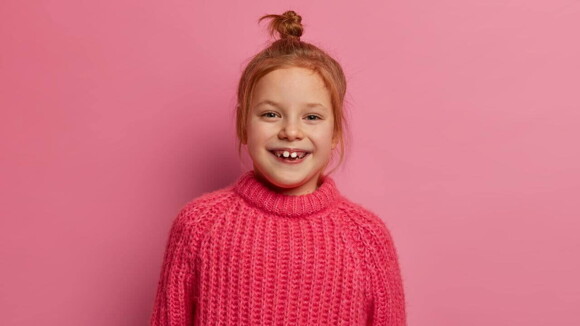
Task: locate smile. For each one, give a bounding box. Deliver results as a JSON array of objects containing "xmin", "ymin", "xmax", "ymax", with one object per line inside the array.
[{"xmin": 269, "ymin": 150, "xmax": 310, "ymax": 163}]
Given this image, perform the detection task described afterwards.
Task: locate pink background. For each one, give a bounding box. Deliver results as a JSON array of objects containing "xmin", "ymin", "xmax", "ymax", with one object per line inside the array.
[{"xmin": 1, "ymin": 0, "xmax": 579, "ymax": 325}]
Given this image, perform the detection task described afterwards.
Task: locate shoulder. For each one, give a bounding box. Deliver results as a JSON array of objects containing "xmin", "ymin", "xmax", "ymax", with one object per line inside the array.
[
  {"xmin": 336, "ymin": 196, "xmax": 398, "ymax": 252},
  {"xmin": 170, "ymin": 185, "xmax": 238, "ymax": 234},
  {"xmin": 336, "ymin": 196, "xmax": 388, "ymax": 230},
  {"xmin": 180, "ymin": 186, "xmax": 237, "ymax": 218}
]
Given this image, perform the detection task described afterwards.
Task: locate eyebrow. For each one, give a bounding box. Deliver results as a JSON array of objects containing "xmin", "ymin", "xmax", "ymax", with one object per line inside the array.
[{"xmin": 254, "ymin": 100, "xmax": 328, "ymax": 111}]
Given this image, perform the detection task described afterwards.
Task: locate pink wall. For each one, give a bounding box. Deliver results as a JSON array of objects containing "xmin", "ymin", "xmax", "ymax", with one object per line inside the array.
[{"xmin": 1, "ymin": 0, "xmax": 578, "ymax": 325}]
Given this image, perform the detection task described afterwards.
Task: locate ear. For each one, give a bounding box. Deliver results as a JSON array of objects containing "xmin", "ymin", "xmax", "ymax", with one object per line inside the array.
[{"xmin": 331, "ymin": 134, "xmax": 339, "ymax": 150}]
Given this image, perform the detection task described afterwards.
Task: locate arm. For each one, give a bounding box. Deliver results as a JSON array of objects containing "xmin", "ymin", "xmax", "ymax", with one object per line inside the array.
[
  {"xmin": 363, "ymin": 216, "xmax": 407, "ymax": 325},
  {"xmin": 150, "ymin": 208, "xmax": 197, "ymax": 326}
]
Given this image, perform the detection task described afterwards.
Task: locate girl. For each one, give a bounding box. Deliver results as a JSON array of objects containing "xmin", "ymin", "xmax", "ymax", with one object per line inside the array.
[{"xmin": 150, "ymin": 10, "xmax": 406, "ymax": 325}]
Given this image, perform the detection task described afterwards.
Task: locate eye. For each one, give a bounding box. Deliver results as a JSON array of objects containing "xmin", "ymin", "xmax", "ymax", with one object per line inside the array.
[
  {"xmin": 305, "ymin": 114, "xmax": 321, "ymax": 120},
  {"xmin": 261, "ymin": 112, "xmax": 278, "ymax": 118}
]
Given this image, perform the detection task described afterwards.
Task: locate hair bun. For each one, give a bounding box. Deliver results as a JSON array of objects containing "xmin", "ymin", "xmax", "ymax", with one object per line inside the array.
[{"xmin": 259, "ymin": 10, "xmax": 304, "ymax": 41}]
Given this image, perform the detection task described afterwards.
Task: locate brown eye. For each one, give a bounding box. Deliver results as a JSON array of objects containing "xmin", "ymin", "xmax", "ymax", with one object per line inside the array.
[
  {"xmin": 306, "ymin": 115, "xmax": 321, "ymax": 120},
  {"xmin": 262, "ymin": 112, "xmax": 278, "ymax": 118}
]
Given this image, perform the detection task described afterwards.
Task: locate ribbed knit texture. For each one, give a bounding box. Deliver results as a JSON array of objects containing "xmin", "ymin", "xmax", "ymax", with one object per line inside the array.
[{"xmin": 150, "ymin": 170, "xmax": 406, "ymax": 325}]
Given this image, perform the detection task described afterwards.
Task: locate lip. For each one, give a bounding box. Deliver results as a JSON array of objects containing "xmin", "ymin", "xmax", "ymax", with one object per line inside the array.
[{"xmin": 268, "ymin": 147, "xmax": 311, "ymax": 153}]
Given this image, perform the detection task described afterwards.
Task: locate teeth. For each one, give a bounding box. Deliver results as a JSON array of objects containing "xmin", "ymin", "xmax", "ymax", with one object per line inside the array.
[{"xmin": 273, "ymin": 150, "xmax": 309, "ymax": 159}]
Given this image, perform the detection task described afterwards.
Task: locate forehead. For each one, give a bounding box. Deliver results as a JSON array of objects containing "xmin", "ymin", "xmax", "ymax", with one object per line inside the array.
[{"xmin": 251, "ymin": 67, "xmax": 331, "ymax": 109}]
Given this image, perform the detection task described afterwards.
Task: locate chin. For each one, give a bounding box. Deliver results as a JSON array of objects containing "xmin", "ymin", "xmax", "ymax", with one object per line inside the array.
[
  {"xmin": 256, "ymin": 168, "xmax": 305, "ymax": 186},
  {"xmin": 268, "ymin": 174, "xmax": 307, "ymax": 188}
]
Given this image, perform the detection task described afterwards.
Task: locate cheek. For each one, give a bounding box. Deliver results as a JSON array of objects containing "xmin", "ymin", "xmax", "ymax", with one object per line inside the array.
[
  {"xmin": 246, "ymin": 128, "xmax": 265, "ymax": 144},
  {"xmin": 247, "ymin": 122, "xmax": 279, "ymax": 142},
  {"xmin": 245, "ymin": 122, "xmax": 261, "ymax": 142},
  {"xmin": 313, "ymin": 126, "xmax": 336, "ymax": 148},
  {"xmin": 245, "ymin": 125, "xmax": 272, "ymax": 154}
]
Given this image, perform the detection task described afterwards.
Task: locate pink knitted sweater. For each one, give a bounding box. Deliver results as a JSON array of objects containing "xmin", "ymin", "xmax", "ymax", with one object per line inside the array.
[{"xmin": 150, "ymin": 170, "xmax": 406, "ymax": 325}]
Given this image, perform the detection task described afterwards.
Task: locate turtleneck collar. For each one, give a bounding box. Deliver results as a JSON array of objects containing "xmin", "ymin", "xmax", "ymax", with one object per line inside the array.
[{"xmin": 233, "ymin": 170, "xmax": 340, "ymax": 217}]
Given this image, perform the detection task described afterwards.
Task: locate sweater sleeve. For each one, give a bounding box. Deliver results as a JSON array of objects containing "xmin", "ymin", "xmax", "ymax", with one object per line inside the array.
[
  {"xmin": 363, "ymin": 214, "xmax": 407, "ymax": 325},
  {"xmin": 150, "ymin": 207, "xmax": 198, "ymax": 326}
]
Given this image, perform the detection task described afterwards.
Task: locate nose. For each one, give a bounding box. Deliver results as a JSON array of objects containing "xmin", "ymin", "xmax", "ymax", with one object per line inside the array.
[{"xmin": 278, "ymin": 118, "xmax": 304, "ymax": 141}]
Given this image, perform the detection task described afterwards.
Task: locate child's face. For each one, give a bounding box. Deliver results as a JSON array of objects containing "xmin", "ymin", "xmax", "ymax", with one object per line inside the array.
[{"xmin": 244, "ymin": 66, "xmax": 337, "ymax": 196}]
